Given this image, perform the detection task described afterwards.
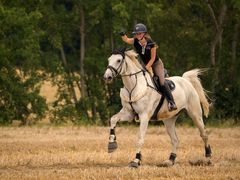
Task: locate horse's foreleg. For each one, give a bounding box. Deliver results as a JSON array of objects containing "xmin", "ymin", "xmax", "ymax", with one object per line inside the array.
[
  {"xmin": 108, "ymin": 108, "xmax": 134, "ymax": 153},
  {"xmin": 137, "ymin": 119, "xmax": 149, "ymax": 153},
  {"xmin": 130, "ymin": 114, "xmax": 149, "ymax": 168},
  {"xmin": 108, "ymin": 113, "xmax": 120, "ymax": 153},
  {"xmin": 160, "ymin": 117, "xmax": 179, "ymax": 167}
]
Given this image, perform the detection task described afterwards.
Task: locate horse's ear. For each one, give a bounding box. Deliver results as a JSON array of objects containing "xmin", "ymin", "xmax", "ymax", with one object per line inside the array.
[
  {"xmin": 121, "ymin": 47, "xmax": 133, "ymax": 54},
  {"xmin": 120, "ymin": 47, "xmax": 127, "ymax": 53},
  {"xmin": 125, "ymin": 47, "xmax": 132, "ymax": 52}
]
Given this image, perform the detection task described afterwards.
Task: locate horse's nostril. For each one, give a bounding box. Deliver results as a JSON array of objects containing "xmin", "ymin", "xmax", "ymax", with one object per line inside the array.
[{"xmin": 103, "ymin": 75, "xmax": 113, "ymax": 82}]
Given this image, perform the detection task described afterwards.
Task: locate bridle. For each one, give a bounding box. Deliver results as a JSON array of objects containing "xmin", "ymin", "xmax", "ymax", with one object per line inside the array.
[
  {"xmin": 106, "ymin": 52, "xmax": 146, "ymax": 78},
  {"xmin": 106, "ymin": 56, "xmax": 125, "ymax": 78},
  {"xmin": 106, "ymin": 51, "xmax": 157, "ymax": 93}
]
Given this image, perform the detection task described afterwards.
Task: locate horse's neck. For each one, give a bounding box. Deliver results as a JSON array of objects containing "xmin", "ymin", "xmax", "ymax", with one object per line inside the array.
[
  {"xmin": 122, "ymin": 68, "xmax": 150, "ymax": 92},
  {"xmin": 122, "ymin": 75, "xmax": 145, "ymax": 89},
  {"xmin": 121, "ymin": 56, "xmax": 153, "ymax": 92}
]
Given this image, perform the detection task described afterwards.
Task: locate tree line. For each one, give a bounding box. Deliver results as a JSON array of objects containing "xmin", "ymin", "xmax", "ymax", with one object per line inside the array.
[{"xmin": 0, "ymin": 0, "xmax": 239, "ymax": 125}]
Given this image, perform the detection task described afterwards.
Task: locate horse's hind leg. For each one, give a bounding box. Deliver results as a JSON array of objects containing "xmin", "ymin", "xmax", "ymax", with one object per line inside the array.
[
  {"xmin": 108, "ymin": 108, "xmax": 134, "ymax": 153},
  {"xmin": 159, "ymin": 117, "xmax": 179, "ymax": 167},
  {"xmin": 186, "ymin": 105, "xmax": 212, "ymax": 158}
]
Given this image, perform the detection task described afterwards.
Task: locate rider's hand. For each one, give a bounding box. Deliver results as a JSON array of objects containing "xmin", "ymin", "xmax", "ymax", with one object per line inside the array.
[
  {"xmin": 145, "ymin": 65, "xmax": 151, "ymax": 71},
  {"xmin": 119, "ymin": 31, "xmax": 126, "ymax": 36}
]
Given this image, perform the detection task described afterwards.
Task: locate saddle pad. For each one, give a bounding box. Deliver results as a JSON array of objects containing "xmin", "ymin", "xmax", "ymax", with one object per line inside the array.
[
  {"xmin": 166, "ymin": 79, "xmax": 175, "ymax": 91},
  {"xmin": 153, "ymin": 76, "xmax": 176, "ymax": 92}
]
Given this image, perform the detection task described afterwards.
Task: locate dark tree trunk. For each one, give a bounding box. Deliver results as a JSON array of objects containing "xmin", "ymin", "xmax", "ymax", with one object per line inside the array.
[
  {"xmin": 232, "ymin": 23, "xmax": 239, "ymax": 64},
  {"xmin": 231, "ymin": 22, "xmax": 239, "ymax": 82},
  {"xmin": 60, "ymin": 46, "xmax": 78, "ymax": 103},
  {"xmin": 78, "ymin": 5, "xmax": 87, "ymax": 98},
  {"xmin": 206, "ymin": 2, "xmax": 227, "ymax": 66}
]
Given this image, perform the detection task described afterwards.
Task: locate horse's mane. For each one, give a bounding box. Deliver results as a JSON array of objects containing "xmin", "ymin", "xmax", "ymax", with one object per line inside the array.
[{"xmin": 125, "ymin": 50, "xmax": 143, "ymax": 69}]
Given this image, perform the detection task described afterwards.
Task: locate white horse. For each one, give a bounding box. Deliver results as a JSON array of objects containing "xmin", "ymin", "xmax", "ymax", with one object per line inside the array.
[{"xmin": 103, "ymin": 48, "xmax": 212, "ymax": 168}]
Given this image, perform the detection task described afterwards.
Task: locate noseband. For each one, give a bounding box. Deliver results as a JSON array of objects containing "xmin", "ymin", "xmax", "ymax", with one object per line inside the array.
[
  {"xmin": 107, "ymin": 61, "xmax": 124, "ymax": 78},
  {"xmin": 106, "ymin": 50, "xmax": 126, "ymax": 78}
]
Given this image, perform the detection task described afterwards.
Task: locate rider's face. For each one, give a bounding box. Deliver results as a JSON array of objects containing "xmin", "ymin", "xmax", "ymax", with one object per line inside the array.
[{"xmin": 135, "ymin": 32, "xmax": 145, "ymax": 40}]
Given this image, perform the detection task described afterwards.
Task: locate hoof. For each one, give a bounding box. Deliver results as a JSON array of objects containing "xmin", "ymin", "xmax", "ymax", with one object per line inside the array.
[
  {"xmin": 108, "ymin": 141, "xmax": 118, "ymax": 153},
  {"xmin": 129, "ymin": 160, "xmax": 141, "ymax": 168},
  {"xmin": 205, "ymin": 145, "xmax": 212, "ymax": 157},
  {"xmin": 189, "ymin": 158, "xmax": 212, "ymax": 166},
  {"xmin": 157, "ymin": 159, "xmax": 174, "ymax": 167}
]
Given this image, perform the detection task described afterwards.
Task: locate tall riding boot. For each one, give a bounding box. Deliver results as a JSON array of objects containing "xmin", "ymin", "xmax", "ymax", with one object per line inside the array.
[{"xmin": 161, "ymin": 83, "xmax": 177, "ymax": 111}]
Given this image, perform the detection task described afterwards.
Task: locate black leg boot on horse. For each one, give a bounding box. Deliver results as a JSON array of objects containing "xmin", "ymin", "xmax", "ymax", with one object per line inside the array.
[{"xmin": 161, "ymin": 82, "xmax": 177, "ymax": 111}]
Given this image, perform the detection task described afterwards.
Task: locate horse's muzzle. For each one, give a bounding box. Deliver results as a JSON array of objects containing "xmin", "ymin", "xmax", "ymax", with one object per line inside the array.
[{"xmin": 103, "ymin": 74, "xmax": 113, "ymax": 83}]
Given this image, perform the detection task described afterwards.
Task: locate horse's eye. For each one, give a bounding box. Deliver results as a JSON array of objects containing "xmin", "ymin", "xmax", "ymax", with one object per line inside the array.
[{"xmin": 117, "ymin": 59, "xmax": 121, "ymax": 63}]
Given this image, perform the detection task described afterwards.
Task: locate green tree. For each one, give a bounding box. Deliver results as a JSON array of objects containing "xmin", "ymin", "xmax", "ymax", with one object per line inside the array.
[
  {"xmin": 0, "ymin": 0, "xmax": 239, "ymax": 125},
  {"xmin": 0, "ymin": 2, "xmax": 47, "ymax": 124}
]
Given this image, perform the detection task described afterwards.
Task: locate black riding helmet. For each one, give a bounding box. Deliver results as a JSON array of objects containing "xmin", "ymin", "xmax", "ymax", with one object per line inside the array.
[{"xmin": 132, "ymin": 23, "xmax": 147, "ymax": 34}]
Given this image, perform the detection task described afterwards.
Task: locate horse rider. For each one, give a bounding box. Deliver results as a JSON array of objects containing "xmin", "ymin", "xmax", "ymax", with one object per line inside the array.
[{"xmin": 119, "ymin": 23, "xmax": 177, "ymax": 111}]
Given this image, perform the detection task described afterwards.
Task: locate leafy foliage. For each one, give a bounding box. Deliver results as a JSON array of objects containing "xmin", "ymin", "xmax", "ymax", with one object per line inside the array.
[
  {"xmin": 0, "ymin": 0, "xmax": 239, "ymax": 125},
  {"xmin": 0, "ymin": 3, "xmax": 47, "ymax": 125}
]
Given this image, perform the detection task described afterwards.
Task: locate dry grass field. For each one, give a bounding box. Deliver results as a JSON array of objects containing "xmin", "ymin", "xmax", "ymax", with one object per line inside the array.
[{"xmin": 0, "ymin": 126, "xmax": 239, "ymax": 180}]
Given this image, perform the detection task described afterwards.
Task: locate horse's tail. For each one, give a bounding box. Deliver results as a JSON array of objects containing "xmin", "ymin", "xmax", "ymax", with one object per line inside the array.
[{"xmin": 182, "ymin": 69, "xmax": 209, "ymax": 118}]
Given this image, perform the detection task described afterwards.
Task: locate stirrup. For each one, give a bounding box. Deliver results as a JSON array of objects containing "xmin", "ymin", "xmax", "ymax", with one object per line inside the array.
[{"xmin": 168, "ymin": 102, "xmax": 177, "ymax": 111}]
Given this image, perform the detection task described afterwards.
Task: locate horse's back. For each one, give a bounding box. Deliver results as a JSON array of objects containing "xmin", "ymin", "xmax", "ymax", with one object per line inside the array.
[{"xmin": 168, "ymin": 76, "xmax": 197, "ymax": 96}]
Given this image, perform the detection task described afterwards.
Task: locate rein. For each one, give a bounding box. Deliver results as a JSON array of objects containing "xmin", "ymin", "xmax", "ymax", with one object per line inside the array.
[
  {"xmin": 121, "ymin": 69, "xmax": 145, "ymax": 77},
  {"xmin": 107, "ymin": 55, "xmax": 146, "ymax": 78},
  {"xmin": 107, "ymin": 53, "xmax": 158, "ymax": 92},
  {"xmin": 107, "ymin": 51, "xmax": 163, "ymax": 120}
]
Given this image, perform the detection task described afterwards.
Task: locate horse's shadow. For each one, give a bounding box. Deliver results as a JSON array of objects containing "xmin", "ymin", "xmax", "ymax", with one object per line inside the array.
[{"xmin": 87, "ymin": 159, "xmax": 213, "ymax": 168}]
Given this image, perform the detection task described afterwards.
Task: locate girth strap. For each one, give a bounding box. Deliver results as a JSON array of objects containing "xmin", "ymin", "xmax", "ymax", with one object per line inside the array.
[
  {"xmin": 129, "ymin": 102, "xmax": 138, "ymax": 120},
  {"xmin": 151, "ymin": 95, "xmax": 165, "ymax": 120}
]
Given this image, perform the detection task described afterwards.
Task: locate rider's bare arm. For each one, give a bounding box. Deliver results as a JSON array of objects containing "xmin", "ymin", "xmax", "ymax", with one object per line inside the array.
[{"xmin": 121, "ymin": 35, "xmax": 134, "ymax": 45}]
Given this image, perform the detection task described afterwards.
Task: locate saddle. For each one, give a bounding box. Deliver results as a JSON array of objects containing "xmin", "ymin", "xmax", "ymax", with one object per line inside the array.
[{"xmin": 152, "ymin": 75, "xmax": 176, "ymax": 93}]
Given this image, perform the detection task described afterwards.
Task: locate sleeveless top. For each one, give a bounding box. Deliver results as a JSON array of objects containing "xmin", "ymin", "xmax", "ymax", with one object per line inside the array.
[{"xmin": 134, "ymin": 38, "xmax": 159, "ymax": 65}]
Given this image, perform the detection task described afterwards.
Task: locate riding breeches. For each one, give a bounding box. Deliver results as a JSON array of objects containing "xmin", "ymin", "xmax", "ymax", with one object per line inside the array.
[{"xmin": 152, "ymin": 59, "xmax": 165, "ymax": 86}]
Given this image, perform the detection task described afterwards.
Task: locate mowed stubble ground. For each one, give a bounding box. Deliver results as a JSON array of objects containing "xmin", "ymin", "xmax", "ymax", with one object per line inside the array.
[{"xmin": 0, "ymin": 125, "xmax": 239, "ymax": 180}]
